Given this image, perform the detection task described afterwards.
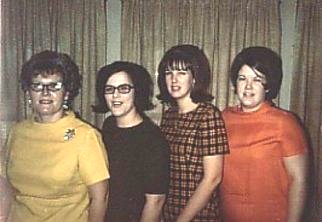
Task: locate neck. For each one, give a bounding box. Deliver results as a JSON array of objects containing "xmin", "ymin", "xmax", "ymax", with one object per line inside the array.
[
  {"xmin": 35, "ymin": 111, "xmax": 65, "ymax": 123},
  {"xmin": 176, "ymin": 97, "xmax": 199, "ymax": 114},
  {"xmin": 241, "ymin": 102, "xmax": 265, "ymax": 113},
  {"xmin": 116, "ymin": 110, "xmax": 143, "ymax": 128}
]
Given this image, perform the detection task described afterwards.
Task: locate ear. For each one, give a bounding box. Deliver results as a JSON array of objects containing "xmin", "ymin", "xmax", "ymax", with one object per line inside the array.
[
  {"xmin": 26, "ymin": 90, "xmax": 32, "ymax": 99},
  {"xmin": 192, "ymin": 78, "xmax": 196, "ymax": 87},
  {"xmin": 64, "ymin": 91, "xmax": 70, "ymax": 101}
]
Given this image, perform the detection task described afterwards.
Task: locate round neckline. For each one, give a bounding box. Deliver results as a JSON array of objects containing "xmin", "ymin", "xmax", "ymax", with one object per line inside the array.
[
  {"xmin": 30, "ymin": 111, "xmax": 74, "ymax": 127},
  {"xmin": 176, "ymin": 102, "xmax": 202, "ymax": 116},
  {"xmin": 115, "ymin": 118, "xmax": 145, "ymax": 130},
  {"xmin": 231, "ymin": 101, "xmax": 273, "ymax": 116}
]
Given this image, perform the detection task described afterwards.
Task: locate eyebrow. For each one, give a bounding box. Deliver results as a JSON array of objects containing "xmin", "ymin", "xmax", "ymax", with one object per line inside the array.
[
  {"xmin": 31, "ymin": 81, "xmax": 63, "ymax": 84},
  {"xmin": 105, "ymin": 83, "xmax": 133, "ymax": 86},
  {"xmin": 238, "ymin": 70, "xmax": 266, "ymax": 79},
  {"xmin": 250, "ymin": 67, "xmax": 266, "ymax": 78}
]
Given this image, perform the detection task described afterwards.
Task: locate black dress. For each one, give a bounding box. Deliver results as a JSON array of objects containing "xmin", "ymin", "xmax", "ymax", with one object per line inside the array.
[{"xmin": 102, "ymin": 116, "xmax": 169, "ymax": 222}]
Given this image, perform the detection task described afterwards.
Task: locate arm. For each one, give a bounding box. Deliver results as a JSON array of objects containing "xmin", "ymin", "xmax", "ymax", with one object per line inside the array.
[
  {"xmin": 0, "ymin": 175, "xmax": 13, "ymax": 221},
  {"xmin": 177, "ymin": 155, "xmax": 223, "ymax": 222},
  {"xmin": 1, "ymin": 135, "xmax": 14, "ymax": 221},
  {"xmin": 283, "ymin": 154, "xmax": 307, "ymax": 222},
  {"xmin": 88, "ymin": 179, "xmax": 109, "ymax": 222},
  {"xmin": 140, "ymin": 194, "xmax": 166, "ymax": 222}
]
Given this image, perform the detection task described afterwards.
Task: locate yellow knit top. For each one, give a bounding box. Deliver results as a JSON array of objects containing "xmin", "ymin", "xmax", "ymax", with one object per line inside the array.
[{"xmin": 6, "ymin": 112, "xmax": 109, "ymax": 222}]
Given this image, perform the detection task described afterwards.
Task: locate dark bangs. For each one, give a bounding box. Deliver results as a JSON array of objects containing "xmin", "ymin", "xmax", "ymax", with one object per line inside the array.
[
  {"xmin": 165, "ymin": 59, "xmax": 194, "ymax": 73},
  {"xmin": 157, "ymin": 44, "xmax": 214, "ymax": 104}
]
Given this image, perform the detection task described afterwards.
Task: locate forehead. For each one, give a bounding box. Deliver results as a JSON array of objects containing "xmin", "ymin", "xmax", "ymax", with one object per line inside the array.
[
  {"xmin": 106, "ymin": 71, "xmax": 132, "ymax": 85},
  {"xmin": 166, "ymin": 59, "xmax": 192, "ymax": 70},
  {"xmin": 32, "ymin": 72, "xmax": 63, "ymax": 82},
  {"xmin": 238, "ymin": 65, "xmax": 266, "ymax": 78}
]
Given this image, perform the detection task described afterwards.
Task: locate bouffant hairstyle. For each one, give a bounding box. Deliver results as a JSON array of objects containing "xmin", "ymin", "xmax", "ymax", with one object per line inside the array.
[
  {"xmin": 230, "ymin": 46, "xmax": 283, "ymax": 100},
  {"xmin": 93, "ymin": 61, "xmax": 154, "ymax": 114},
  {"xmin": 157, "ymin": 44, "xmax": 214, "ymax": 105},
  {"xmin": 21, "ymin": 50, "xmax": 82, "ymax": 102}
]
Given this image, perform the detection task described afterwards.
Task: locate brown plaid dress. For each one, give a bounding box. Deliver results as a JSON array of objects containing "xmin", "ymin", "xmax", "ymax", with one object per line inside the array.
[{"xmin": 161, "ymin": 102, "xmax": 229, "ymax": 222}]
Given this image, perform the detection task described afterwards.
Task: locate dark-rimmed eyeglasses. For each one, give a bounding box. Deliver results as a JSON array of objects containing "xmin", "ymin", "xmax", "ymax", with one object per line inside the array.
[
  {"xmin": 29, "ymin": 82, "xmax": 64, "ymax": 92},
  {"xmin": 104, "ymin": 84, "xmax": 134, "ymax": 95}
]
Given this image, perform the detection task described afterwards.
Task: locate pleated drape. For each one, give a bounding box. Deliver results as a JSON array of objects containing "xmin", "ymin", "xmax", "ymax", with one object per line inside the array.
[
  {"xmin": 0, "ymin": 0, "xmax": 108, "ymax": 127},
  {"xmin": 120, "ymin": 0, "xmax": 281, "ymax": 123},
  {"xmin": 290, "ymin": 1, "xmax": 322, "ymax": 221}
]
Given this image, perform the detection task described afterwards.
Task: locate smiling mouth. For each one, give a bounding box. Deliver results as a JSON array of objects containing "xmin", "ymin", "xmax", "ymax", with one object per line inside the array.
[
  {"xmin": 39, "ymin": 100, "xmax": 53, "ymax": 104},
  {"xmin": 171, "ymin": 86, "xmax": 180, "ymax": 91},
  {"xmin": 111, "ymin": 101, "xmax": 123, "ymax": 107},
  {"xmin": 243, "ymin": 92, "xmax": 255, "ymax": 97}
]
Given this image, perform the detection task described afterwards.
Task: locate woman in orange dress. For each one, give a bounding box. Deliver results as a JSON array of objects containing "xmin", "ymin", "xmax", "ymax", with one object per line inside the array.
[{"xmin": 220, "ymin": 46, "xmax": 308, "ymax": 222}]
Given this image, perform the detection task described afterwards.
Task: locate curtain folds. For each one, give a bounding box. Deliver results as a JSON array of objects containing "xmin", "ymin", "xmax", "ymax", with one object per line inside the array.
[
  {"xmin": 121, "ymin": 0, "xmax": 281, "ymax": 123},
  {"xmin": 290, "ymin": 1, "xmax": 322, "ymax": 221},
  {"xmin": 1, "ymin": 0, "xmax": 108, "ymax": 128}
]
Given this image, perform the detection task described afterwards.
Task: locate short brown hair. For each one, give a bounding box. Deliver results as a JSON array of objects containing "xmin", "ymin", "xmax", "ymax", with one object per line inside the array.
[
  {"xmin": 157, "ymin": 44, "xmax": 214, "ymax": 105},
  {"xmin": 230, "ymin": 46, "xmax": 283, "ymax": 100},
  {"xmin": 21, "ymin": 50, "xmax": 81, "ymax": 102},
  {"xmin": 93, "ymin": 61, "xmax": 154, "ymax": 114}
]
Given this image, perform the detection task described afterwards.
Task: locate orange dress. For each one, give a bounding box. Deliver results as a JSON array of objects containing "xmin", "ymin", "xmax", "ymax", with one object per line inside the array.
[{"xmin": 220, "ymin": 102, "xmax": 307, "ymax": 222}]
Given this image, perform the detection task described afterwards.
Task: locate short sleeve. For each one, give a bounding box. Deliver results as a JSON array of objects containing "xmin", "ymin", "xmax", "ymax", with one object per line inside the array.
[
  {"xmin": 279, "ymin": 113, "xmax": 308, "ymax": 157},
  {"xmin": 143, "ymin": 126, "xmax": 169, "ymax": 194},
  {"xmin": 199, "ymin": 106, "xmax": 229, "ymax": 156},
  {"xmin": 78, "ymin": 128, "xmax": 110, "ymax": 186}
]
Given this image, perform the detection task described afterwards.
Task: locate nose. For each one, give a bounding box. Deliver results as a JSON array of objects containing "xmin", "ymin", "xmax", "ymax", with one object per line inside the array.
[
  {"xmin": 41, "ymin": 85, "xmax": 50, "ymax": 95},
  {"xmin": 112, "ymin": 89, "xmax": 120, "ymax": 98},
  {"xmin": 245, "ymin": 79, "xmax": 253, "ymax": 89},
  {"xmin": 171, "ymin": 73, "xmax": 177, "ymax": 83}
]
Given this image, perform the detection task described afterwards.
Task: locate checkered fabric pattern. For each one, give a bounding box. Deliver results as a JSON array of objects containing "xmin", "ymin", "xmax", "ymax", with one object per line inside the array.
[{"xmin": 161, "ymin": 102, "xmax": 229, "ymax": 222}]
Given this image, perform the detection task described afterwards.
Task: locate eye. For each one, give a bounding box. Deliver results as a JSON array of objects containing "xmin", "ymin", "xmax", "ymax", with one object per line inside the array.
[
  {"xmin": 237, "ymin": 75, "xmax": 246, "ymax": 81},
  {"xmin": 29, "ymin": 83, "xmax": 43, "ymax": 91},
  {"xmin": 104, "ymin": 85, "xmax": 115, "ymax": 94},
  {"xmin": 118, "ymin": 84, "xmax": 130, "ymax": 91},
  {"xmin": 49, "ymin": 82, "xmax": 63, "ymax": 90},
  {"xmin": 31, "ymin": 83, "xmax": 42, "ymax": 89},
  {"xmin": 254, "ymin": 77, "xmax": 263, "ymax": 82},
  {"xmin": 165, "ymin": 71, "xmax": 173, "ymax": 75},
  {"xmin": 178, "ymin": 71, "xmax": 187, "ymax": 75},
  {"xmin": 118, "ymin": 84, "xmax": 134, "ymax": 94}
]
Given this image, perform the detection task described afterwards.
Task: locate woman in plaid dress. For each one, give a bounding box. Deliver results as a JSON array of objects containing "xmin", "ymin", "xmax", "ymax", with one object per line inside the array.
[{"xmin": 157, "ymin": 44, "xmax": 229, "ymax": 222}]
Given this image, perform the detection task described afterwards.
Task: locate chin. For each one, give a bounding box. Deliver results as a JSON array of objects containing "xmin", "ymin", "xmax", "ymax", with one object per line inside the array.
[
  {"xmin": 37, "ymin": 111, "xmax": 54, "ymax": 116},
  {"xmin": 242, "ymin": 104, "xmax": 262, "ymax": 111},
  {"xmin": 111, "ymin": 111, "xmax": 126, "ymax": 117}
]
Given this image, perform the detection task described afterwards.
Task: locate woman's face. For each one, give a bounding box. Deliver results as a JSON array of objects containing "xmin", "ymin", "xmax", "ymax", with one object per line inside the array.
[
  {"xmin": 165, "ymin": 64, "xmax": 195, "ymax": 103},
  {"xmin": 104, "ymin": 71, "xmax": 137, "ymax": 120},
  {"xmin": 236, "ymin": 65, "xmax": 267, "ymax": 112},
  {"xmin": 28, "ymin": 72, "xmax": 67, "ymax": 123}
]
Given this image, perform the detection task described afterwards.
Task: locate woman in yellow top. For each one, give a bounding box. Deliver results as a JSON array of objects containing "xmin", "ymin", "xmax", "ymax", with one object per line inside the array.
[{"xmin": 5, "ymin": 51, "xmax": 110, "ymax": 222}]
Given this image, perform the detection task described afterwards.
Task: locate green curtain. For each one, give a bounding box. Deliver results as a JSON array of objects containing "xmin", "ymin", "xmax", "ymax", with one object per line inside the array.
[
  {"xmin": 290, "ymin": 1, "xmax": 322, "ymax": 221},
  {"xmin": 1, "ymin": 0, "xmax": 108, "ymax": 126},
  {"xmin": 120, "ymin": 0, "xmax": 281, "ymax": 123}
]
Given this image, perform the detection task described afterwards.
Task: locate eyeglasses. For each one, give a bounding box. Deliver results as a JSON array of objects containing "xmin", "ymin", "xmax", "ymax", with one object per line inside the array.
[
  {"xmin": 104, "ymin": 84, "xmax": 134, "ymax": 95},
  {"xmin": 29, "ymin": 82, "xmax": 64, "ymax": 92}
]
